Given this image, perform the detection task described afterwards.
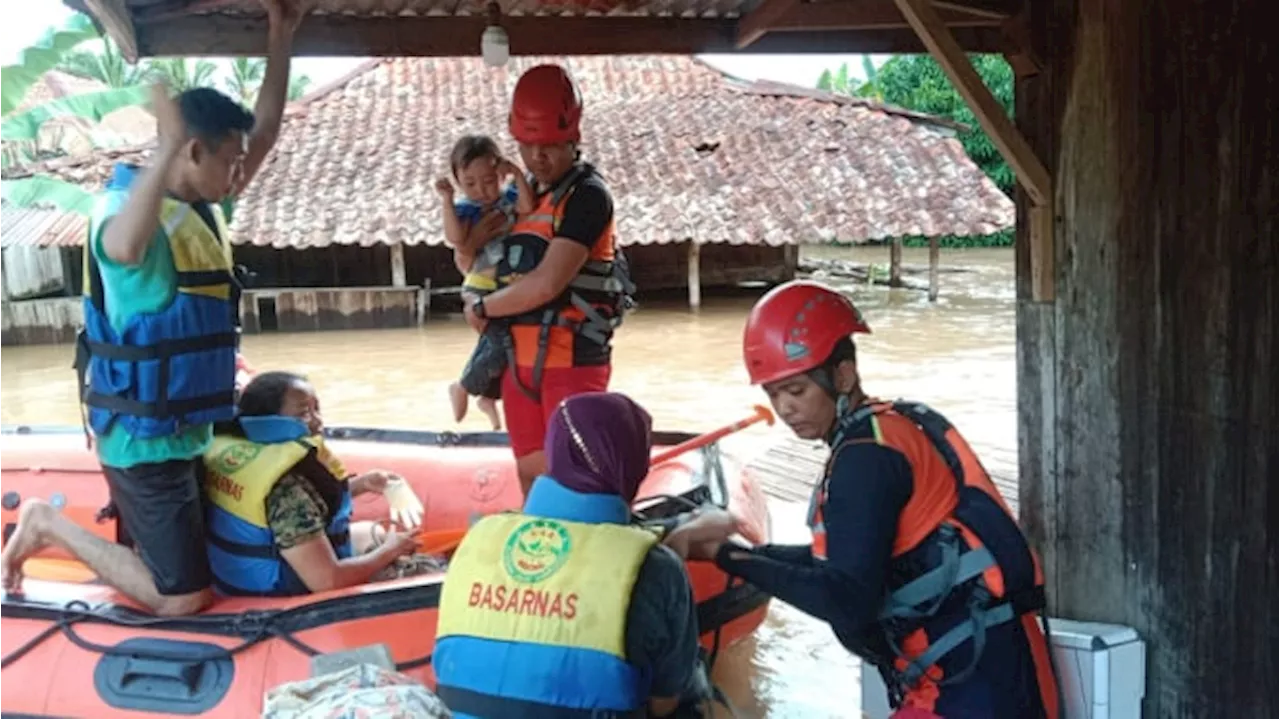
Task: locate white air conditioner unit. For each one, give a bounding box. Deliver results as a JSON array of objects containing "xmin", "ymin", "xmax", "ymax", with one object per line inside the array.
[{"xmin": 861, "ymin": 617, "xmax": 1146, "ymax": 719}]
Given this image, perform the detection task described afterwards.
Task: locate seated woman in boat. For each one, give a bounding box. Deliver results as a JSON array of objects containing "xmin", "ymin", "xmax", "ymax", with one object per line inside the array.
[
  {"xmin": 433, "ymin": 391, "xmax": 704, "ymax": 717},
  {"xmin": 202, "ymin": 371, "xmax": 423, "ymax": 596}
]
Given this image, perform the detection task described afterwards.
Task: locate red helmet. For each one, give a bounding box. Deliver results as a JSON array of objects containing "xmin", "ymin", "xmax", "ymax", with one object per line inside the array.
[
  {"xmin": 742, "ymin": 280, "xmax": 872, "ymax": 386},
  {"xmin": 509, "ymin": 64, "xmax": 583, "ymax": 145}
]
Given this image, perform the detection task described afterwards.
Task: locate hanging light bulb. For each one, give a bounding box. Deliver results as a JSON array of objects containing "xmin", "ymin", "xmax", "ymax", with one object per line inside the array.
[{"xmin": 481, "ymin": 2, "xmax": 509, "ymax": 68}]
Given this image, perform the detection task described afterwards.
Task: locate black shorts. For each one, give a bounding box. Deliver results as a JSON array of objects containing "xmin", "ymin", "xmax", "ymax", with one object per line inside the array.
[
  {"xmin": 103, "ymin": 458, "xmax": 212, "ymax": 596},
  {"xmin": 459, "ymin": 322, "xmax": 509, "ymax": 400}
]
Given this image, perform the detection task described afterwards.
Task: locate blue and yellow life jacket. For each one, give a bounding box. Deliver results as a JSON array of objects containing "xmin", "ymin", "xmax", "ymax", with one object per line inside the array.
[
  {"xmin": 75, "ymin": 162, "xmax": 241, "ymax": 440},
  {"xmin": 202, "ymin": 416, "xmax": 353, "ymax": 597},
  {"xmin": 435, "ymin": 477, "xmax": 657, "ymax": 718}
]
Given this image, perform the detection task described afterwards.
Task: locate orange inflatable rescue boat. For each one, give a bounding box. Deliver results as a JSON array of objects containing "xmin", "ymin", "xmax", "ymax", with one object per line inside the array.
[{"xmin": 0, "ymin": 419, "xmax": 772, "ymax": 717}]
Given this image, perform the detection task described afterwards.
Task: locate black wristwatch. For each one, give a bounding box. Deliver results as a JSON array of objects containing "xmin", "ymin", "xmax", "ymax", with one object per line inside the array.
[{"xmin": 472, "ymin": 297, "xmax": 488, "ymax": 319}]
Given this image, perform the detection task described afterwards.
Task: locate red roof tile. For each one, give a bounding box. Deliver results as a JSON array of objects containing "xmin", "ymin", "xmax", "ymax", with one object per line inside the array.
[{"xmin": 4, "ymin": 55, "xmax": 1013, "ymax": 249}]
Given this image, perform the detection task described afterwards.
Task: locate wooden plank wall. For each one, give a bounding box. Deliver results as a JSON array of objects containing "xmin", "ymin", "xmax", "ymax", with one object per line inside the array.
[
  {"xmin": 1016, "ymin": 0, "xmax": 1277, "ymax": 714},
  {"xmin": 0, "ymin": 298, "xmax": 81, "ymax": 345}
]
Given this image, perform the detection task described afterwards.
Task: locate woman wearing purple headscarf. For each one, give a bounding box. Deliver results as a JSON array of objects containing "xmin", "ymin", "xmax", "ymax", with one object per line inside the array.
[{"xmin": 435, "ymin": 392, "xmax": 705, "ymax": 718}]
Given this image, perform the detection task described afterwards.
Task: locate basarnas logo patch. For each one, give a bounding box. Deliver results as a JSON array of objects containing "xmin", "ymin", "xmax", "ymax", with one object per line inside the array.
[
  {"xmin": 210, "ymin": 441, "xmax": 262, "ymax": 476},
  {"xmin": 503, "ymin": 518, "xmax": 572, "ymax": 583}
]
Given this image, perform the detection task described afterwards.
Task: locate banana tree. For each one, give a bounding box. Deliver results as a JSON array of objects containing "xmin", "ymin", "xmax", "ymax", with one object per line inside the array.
[
  {"xmin": 1, "ymin": 13, "xmax": 152, "ymax": 214},
  {"xmin": 2, "ymin": 13, "xmax": 101, "ymax": 116}
]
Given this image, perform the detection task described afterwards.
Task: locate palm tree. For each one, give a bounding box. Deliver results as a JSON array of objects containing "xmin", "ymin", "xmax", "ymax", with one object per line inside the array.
[
  {"xmin": 225, "ymin": 57, "xmax": 266, "ymax": 105},
  {"xmin": 146, "ymin": 57, "xmax": 218, "ymax": 93},
  {"xmin": 57, "ymin": 36, "xmax": 150, "ymax": 89}
]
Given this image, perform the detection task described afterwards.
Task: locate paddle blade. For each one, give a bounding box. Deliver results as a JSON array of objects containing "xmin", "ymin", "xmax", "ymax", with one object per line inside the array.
[{"xmin": 416, "ymin": 528, "xmax": 468, "ymax": 555}]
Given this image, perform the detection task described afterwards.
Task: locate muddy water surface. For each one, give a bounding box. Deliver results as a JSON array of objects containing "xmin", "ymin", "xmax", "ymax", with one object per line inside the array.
[{"xmin": 0, "ymin": 246, "xmax": 1016, "ymax": 717}]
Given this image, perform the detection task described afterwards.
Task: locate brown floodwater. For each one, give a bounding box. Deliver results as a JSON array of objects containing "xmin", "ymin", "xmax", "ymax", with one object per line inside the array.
[{"xmin": 0, "ymin": 246, "xmax": 1016, "ymax": 717}]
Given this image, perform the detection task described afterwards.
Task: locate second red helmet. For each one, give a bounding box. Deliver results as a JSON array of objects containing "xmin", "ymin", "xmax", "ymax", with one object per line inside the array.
[{"xmin": 742, "ymin": 280, "xmax": 872, "ymax": 386}]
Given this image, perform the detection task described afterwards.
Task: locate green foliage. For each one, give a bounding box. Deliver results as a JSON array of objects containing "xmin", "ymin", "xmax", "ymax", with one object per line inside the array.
[
  {"xmin": 870, "ymin": 54, "xmax": 1015, "ymax": 197},
  {"xmin": 57, "ymin": 36, "xmax": 150, "ymax": 88},
  {"xmin": 147, "ymin": 57, "xmax": 218, "ymax": 93},
  {"xmin": 902, "ymin": 229, "xmax": 1013, "ymax": 249},
  {"xmin": 1, "ymin": 175, "xmax": 96, "ymax": 215},
  {"xmin": 226, "ymin": 57, "xmax": 266, "ymax": 104},
  {"xmin": 2, "ymin": 85, "xmax": 149, "ymax": 142},
  {"xmin": 1, "ymin": 13, "xmax": 100, "ymax": 115},
  {"xmin": 817, "ymin": 54, "xmax": 1016, "ymax": 248},
  {"xmin": 288, "ymin": 73, "xmax": 312, "ymax": 101}
]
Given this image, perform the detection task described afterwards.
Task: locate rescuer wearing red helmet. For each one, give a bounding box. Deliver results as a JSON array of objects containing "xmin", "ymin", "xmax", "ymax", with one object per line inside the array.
[
  {"xmin": 460, "ymin": 64, "xmax": 634, "ymax": 496},
  {"xmin": 665, "ymin": 280, "xmax": 1062, "ymax": 718}
]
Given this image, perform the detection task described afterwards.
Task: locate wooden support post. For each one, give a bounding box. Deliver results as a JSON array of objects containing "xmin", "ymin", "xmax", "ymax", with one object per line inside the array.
[
  {"xmin": 783, "ymin": 244, "xmax": 800, "ymax": 281},
  {"xmin": 928, "ymin": 235, "xmax": 940, "ymax": 302},
  {"xmin": 687, "ymin": 240, "xmax": 702, "ymax": 310},
  {"xmin": 893, "ymin": 0, "xmax": 1055, "ymax": 302},
  {"xmin": 421, "ymin": 278, "xmax": 432, "ymax": 323},
  {"xmin": 889, "ymin": 237, "xmax": 904, "ymax": 287},
  {"xmin": 390, "ymin": 244, "xmax": 407, "ymax": 288},
  {"xmin": 84, "ymin": 0, "xmax": 140, "ymax": 62},
  {"xmin": 1028, "ymin": 204, "xmax": 1054, "ymax": 301}
]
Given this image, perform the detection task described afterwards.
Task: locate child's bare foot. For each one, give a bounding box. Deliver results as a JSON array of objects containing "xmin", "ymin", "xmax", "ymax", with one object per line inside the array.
[
  {"xmin": 477, "ymin": 397, "xmax": 502, "ymax": 431},
  {"xmin": 449, "ymin": 382, "xmax": 469, "ymax": 423},
  {"xmin": 1, "ymin": 500, "xmax": 55, "ymax": 593}
]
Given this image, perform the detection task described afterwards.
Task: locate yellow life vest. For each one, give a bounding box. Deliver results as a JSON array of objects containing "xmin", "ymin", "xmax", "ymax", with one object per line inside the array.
[
  {"xmin": 203, "ymin": 433, "xmax": 347, "ymax": 527},
  {"xmin": 437, "ymin": 512, "xmax": 657, "ymax": 659}
]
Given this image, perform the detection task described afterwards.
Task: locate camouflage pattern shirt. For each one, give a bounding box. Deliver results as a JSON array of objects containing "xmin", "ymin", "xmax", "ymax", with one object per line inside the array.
[{"xmin": 266, "ymin": 472, "xmax": 330, "ymax": 549}]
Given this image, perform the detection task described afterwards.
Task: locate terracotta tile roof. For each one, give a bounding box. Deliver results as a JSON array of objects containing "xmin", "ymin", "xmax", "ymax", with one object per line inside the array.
[{"xmin": 5, "ymin": 55, "xmax": 1013, "ymax": 249}]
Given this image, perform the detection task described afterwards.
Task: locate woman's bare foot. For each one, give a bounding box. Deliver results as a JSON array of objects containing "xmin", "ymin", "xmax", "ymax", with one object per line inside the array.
[
  {"xmin": 1, "ymin": 500, "xmax": 55, "ymax": 593},
  {"xmin": 448, "ymin": 382, "xmax": 469, "ymax": 423},
  {"xmin": 476, "ymin": 397, "xmax": 502, "ymax": 431}
]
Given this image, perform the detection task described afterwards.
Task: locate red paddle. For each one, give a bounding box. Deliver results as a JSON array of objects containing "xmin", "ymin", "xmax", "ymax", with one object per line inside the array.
[
  {"xmin": 411, "ymin": 405, "xmax": 775, "ymax": 556},
  {"xmin": 649, "ymin": 405, "xmax": 775, "ymax": 466}
]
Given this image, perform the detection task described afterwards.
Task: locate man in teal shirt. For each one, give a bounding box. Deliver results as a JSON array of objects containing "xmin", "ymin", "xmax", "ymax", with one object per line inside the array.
[{"xmin": 1, "ymin": 0, "xmax": 302, "ymax": 616}]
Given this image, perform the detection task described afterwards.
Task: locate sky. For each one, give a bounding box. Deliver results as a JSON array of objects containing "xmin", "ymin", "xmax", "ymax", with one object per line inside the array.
[{"xmin": 1, "ymin": 3, "xmax": 883, "ymax": 90}]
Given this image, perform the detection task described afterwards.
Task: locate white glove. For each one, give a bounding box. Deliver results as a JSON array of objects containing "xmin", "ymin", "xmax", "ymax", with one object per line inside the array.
[{"xmin": 383, "ymin": 478, "xmax": 425, "ymax": 530}]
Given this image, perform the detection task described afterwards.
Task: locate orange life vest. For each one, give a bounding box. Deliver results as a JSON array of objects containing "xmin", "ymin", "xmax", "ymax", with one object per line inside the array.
[
  {"xmin": 809, "ymin": 400, "xmax": 1055, "ymax": 711},
  {"xmin": 503, "ymin": 164, "xmax": 634, "ymax": 398}
]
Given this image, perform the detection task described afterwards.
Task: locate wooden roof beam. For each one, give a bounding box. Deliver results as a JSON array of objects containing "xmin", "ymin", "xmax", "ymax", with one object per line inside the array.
[
  {"xmin": 80, "ymin": 0, "xmax": 140, "ymax": 63},
  {"xmin": 736, "ymin": 0, "xmax": 805, "ymax": 49},
  {"xmin": 735, "ymin": 0, "xmax": 1010, "ymax": 50},
  {"xmin": 767, "ymin": 0, "xmax": 1002, "ymax": 32},
  {"xmin": 131, "ymin": 14, "xmax": 1008, "ymax": 57},
  {"xmin": 891, "ymin": 0, "xmax": 1054, "ymax": 302},
  {"xmin": 932, "ymin": 0, "xmax": 1019, "ymax": 20}
]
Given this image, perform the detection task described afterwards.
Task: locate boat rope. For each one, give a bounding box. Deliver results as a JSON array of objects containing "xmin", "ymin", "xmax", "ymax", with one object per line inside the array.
[{"xmin": 0, "ymin": 599, "xmax": 434, "ymax": 673}]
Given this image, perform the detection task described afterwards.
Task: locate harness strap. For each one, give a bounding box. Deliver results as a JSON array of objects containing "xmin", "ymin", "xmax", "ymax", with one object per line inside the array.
[
  {"xmin": 81, "ymin": 331, "xmax": 239, "ymax": 363},
  {"xmin": 436, "ymin": 684, "xmax": 642, "ymax": 719},
  {"xmin": 880, "ymin": 540, "xmax": 995, "ymax": 621},
  {"xmin": 176, "ymin": 269, "xmax": 236, "ymax": 289},
  {"xmin": 83, "ymin": 389, "xmax": 236, "ymax": 419},
  {"xmin": 569, "ymin": 293, "xmax": 615, "ymax": 345},
  {"xmin": 896, "ymin": 596, "xmax": 1015, "ymax": 688}
]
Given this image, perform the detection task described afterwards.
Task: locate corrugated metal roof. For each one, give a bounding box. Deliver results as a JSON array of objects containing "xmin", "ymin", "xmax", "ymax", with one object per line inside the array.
[{"xmin": 0, "ymin": 206, "xmax": 88, "ymax": 249}]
